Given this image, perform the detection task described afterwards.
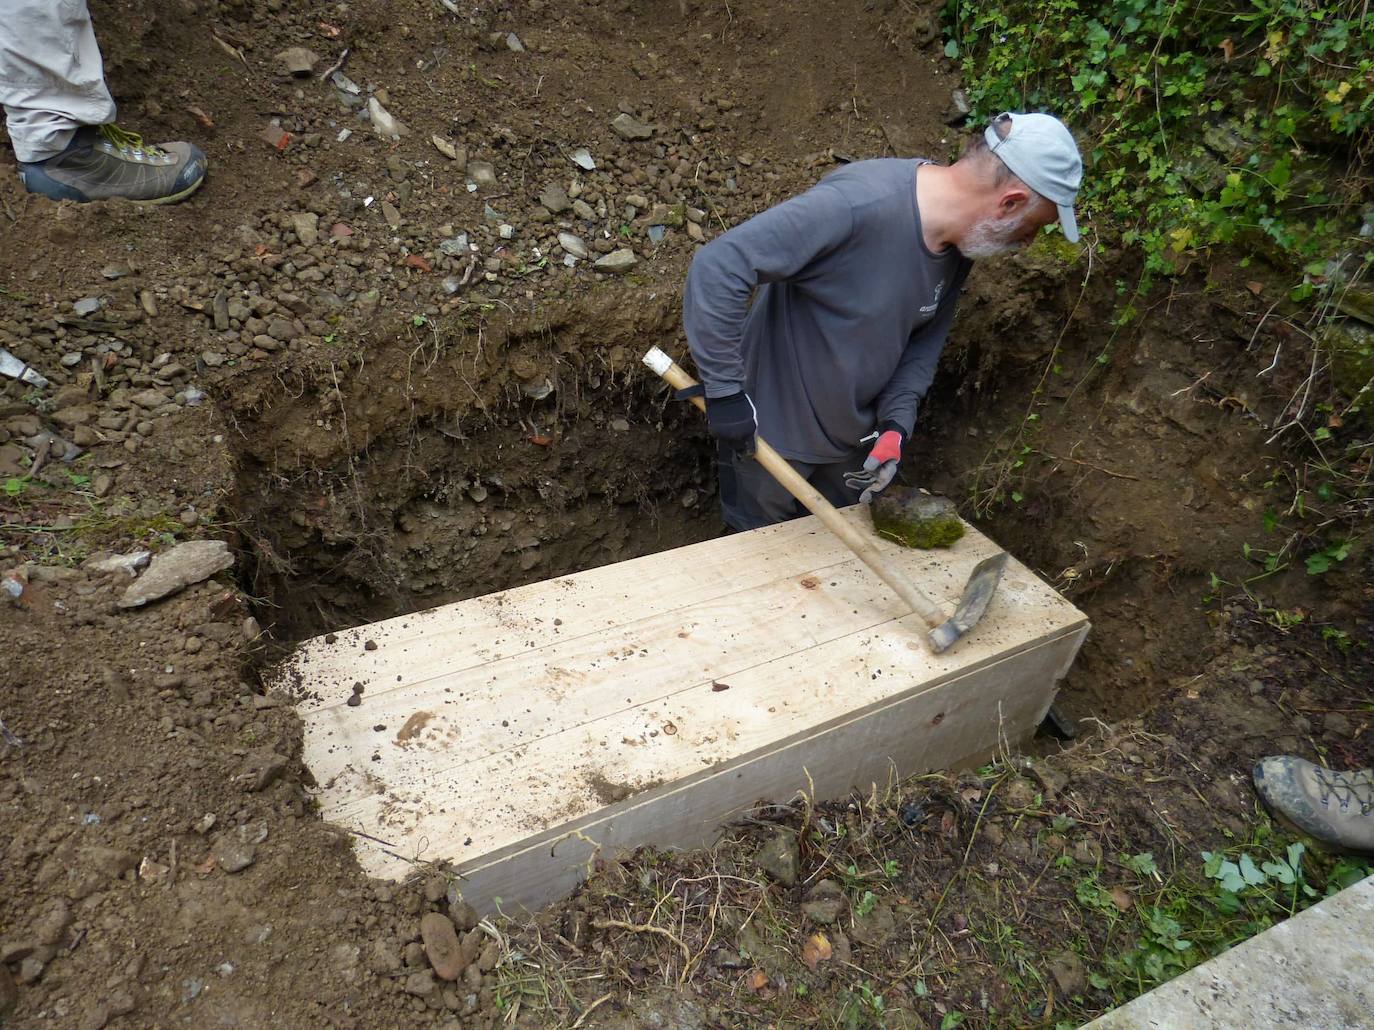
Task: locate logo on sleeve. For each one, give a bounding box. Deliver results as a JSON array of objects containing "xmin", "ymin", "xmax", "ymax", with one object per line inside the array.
[{"xmin": 919, "ymin": 279, "xmax": 946, "ymax": 315}]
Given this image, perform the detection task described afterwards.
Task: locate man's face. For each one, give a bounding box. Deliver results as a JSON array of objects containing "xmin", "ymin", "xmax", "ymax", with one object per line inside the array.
[{"xmin": 958, "ymin": 194, "xmax": 1059, "ymax": 258}]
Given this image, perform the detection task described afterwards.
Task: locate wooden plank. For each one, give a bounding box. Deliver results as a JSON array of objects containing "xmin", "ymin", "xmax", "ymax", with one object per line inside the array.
[
  {"xmin": 450, "ymin": 627, "xmax": 1086, "ymax": 913},
  {"xmin": 275, "ymin": 507, "xmax": 1089, "ymax": 912},
  {"xmin": 284, "ymin": 513, "xmax": 868, "ymax": 713}
]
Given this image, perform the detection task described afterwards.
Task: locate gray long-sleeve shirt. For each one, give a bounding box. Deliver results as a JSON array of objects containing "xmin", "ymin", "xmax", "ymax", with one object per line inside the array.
[{"xmin": 682, "ymin": 158, "xmax": 972, "ymax": 463}]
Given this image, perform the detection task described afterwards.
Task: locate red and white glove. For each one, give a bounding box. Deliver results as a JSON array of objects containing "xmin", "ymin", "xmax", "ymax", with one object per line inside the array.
[{"xmin": 845, "ymin": 430, "xmax": 903, "ymax": 504}]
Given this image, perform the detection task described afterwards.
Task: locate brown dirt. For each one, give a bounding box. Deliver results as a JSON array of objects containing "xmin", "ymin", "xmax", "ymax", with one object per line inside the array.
[{"xmin": 1, "ymin": 1, "xmax": 1370, "ymax": 1028}]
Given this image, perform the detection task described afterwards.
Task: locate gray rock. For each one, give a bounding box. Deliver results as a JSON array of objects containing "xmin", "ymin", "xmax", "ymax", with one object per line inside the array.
[
  {"xmin": 367, "ymin": 97, "xmax": 409, "ymax": 138},
  {"xmin": 467, "ymin": 161, "xmax": 498, "ymax": 187},
  {"xmin": 212, "ymin": 836, "xmax": 256, "ymax": 874},
  {"xmin": 431, "ymin": 135, "xmax": 462, "ymax": 162},
  {"xmin": 505, "ymin": 32, "xmax": 525, "ymax": 52},
  {"xmin": 128, "ymin": 388, "xmax": 170, "ymax": 410},
  {"xmin": 17, "ymin": 957, "xmax": 43, "ymax": 985},
  {"xmin": 101, "ymin": 263, "xmax": 131, "ymax": 279},
  {"xmin": 267, "ymin": 318, "xmax": 300, "ymax": 342},
  {"xmin": 118, "ymin": 539, "xmax": 234, "ymax": 609},
  {"xmin": 61, "ymin": 352, "xmax": 83, "ymax": 368},
  {"xmin": 647, "ymin": 203, "xmax": 684, "ymax": 227},
  {"xmin": 404, "ymin": 970, "xmax": 437, "ymax": 997},
  {"xmin": 32, "ymin": 900, "xmax": 71, "ymax": 948},
  {"xmin": 292, "ymin": 212, "xmax": 319, "ymax": 247},
  {"xmin": 800, "ymin": 879, "xmax": 845, "ymax": 924},
  {"xmin": 944, "ymin": 87, "xmax": 972, "ymax": 126},
  {"xmin": 439, "ymin": 234, "xmax": 469, "ymax": 256},
  {"xmin": 850, "ymin": 901, "xmax": 897, "ymax": 947},
  {"xmin": 610, "ymin": 113, "xmax": 654, "ymax": 141},
  {"xmin": 248, "ymin": 753, "xmax": 287, "ymax": 792},
  {"xmin": 571, "ymin": 199, "xmax": 596, "ymax": 220},
  {"xmin": 557, "ymin": 232, "xmax": 589, "ymax": 259},
  {"xmin": 81, "ymin": 846, "xmax": 137, "ymax": 879},
  {"xmin": 1325, "ymin": 713, "xmax": 1353, "ymax": 737},
  {"xmin": 448, "ymin": 898, "xmax": 479, "ymax": 932},
  {"xmin": 73, "ymin": 298, "xmax": 102, "ymax": 317},
  {"xmin": 570, "ymin": 147, "xmax": 596, "ymax": 171},
  {"xmin": 368, "ymin": 939, "xmax": 403, "ymax": 975},
  {"xmin": 594, "ymin": 248, "xmax": 638, "ymax": 274},
  {"xmin": 86, "ymin": 550, "xmax": 150, "ymax": 577},
  {"xmin": 1047, "ymin": 950, "xmax": 1087, "ymax": 996},
  {"xmin": 212, "ymin": 289, "xmax": 230, "ymax": 331},
  {"xmin": 275, "ymin": 47, "xmax": 319, "ymax": 77},
  {"xmin": 539, "ymin": 184, "xmax": 570, "ymax": 214},
  {"xmin": 755, "ymin": 831, "xmax": 799, "ymax": 886}
]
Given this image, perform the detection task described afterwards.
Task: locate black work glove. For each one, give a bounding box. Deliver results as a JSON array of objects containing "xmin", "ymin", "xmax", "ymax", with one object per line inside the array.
[{"xmin": 704, "ymin": 390, "xmax": 757, "ymax": 456}]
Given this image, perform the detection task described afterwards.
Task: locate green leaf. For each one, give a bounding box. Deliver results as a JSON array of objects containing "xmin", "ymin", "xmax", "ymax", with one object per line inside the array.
[
  {"xmin": 944, "ymin": 39, "xmax": 960, "ymax": 59},
  {"xmin": 1214, "ymin": 888, "xmax": 1242, "ymax": 914},
  {"xmin": 1261, "ymin": 860, "xmax": 1296, "ymax": 885},
  {"xmin": 1125, "ymin": 852, "xmax": 1159, "ymax": 876},
  {"xmin": 1239, "ymin": 853, "xmax": 1267, "ymax": 887},
  {"xmin": 1287, "ymin": 842, "xmax": 1306, "ymax": 871},
  {"xmin": 1216, "ymin": 860, "xmax": 1246, "ymax": 893}
]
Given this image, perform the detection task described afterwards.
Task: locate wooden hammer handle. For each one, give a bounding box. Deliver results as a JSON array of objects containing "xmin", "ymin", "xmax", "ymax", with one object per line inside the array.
[{"xmin": 644, "ymin": 347, "xmax": 946, "ymax": 635}]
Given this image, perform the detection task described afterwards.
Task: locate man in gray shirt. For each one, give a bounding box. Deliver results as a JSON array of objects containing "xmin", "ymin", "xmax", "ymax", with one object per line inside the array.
[{"xmin": 682, "ymin": 112, "xmax": 1083, "ymax": 530}]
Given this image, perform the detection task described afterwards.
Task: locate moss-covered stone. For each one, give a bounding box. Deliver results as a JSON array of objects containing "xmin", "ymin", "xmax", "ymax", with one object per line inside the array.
[
  {"xmin": 870, "ymin": 488, "xmax": 965, "ymax": 549},
  {"xmin": 1334, "ymin": 285, "xmax": 1374, "ymax": 326},
  {"xmin": 1323, "ymin": 320, "xmax": 1374, "ymax": 404},
  {"xmin": 1017, "ymin": 232, "xmax": 1083, "ymax": 275}
]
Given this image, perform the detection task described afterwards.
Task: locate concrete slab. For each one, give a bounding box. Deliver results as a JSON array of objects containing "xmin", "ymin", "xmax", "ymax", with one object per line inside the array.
[
  {"xmin": 1085, "ymin": 874, "xmax": 1374, "ymax": 1029},
  {"xmin": 271, "ymin": 506, "xmax": 1088, "ymax": 913}
]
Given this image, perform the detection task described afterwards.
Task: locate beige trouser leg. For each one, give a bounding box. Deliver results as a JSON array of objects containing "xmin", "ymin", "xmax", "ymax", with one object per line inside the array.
[{"xmin": 0, "ymin": 0, "xmax": 117, "ymax": 162}]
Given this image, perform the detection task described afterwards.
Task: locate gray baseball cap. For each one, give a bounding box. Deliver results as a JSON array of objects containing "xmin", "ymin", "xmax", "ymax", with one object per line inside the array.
[{"xmin": 984, "ymin": 112, "xmax": 1083, "ymax": 242}]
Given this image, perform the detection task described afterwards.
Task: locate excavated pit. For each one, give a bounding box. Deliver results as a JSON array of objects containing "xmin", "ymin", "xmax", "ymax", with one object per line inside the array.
[
  {"xmin": 224, "ymin": 295, "xmax": 721, "ymax": 643},
  {"xmin": 224, "ymin": 259, "xmax": 1317, "ymax": 727}
]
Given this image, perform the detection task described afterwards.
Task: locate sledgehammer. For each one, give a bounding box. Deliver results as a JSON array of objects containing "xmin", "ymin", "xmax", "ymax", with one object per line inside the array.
[{"xmin": 644, "ymin": 346, "xmax": 1007, "ymax": 654}]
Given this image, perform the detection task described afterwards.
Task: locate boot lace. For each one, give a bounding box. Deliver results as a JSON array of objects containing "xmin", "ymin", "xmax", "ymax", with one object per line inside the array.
[
  {"xmin": 1315, "ymin": 767, "xmax": 1374, "ymax": 815},
  {"xmin": 97, "ymin": 124, "xmax": 166, "ymax": 160}
]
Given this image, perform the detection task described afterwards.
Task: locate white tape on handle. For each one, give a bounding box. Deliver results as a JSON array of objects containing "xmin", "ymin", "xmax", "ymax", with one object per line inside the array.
[{"xmin": 642, "ymin": 347, "xmax": 674, "ymax": 375}]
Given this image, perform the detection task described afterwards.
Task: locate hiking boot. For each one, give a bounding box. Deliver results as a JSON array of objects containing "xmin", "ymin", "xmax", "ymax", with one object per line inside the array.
[
  {"xmin": 17, "ymin": 124, "xmax": 206, "ymax": 204},
  {"xmin": 1253, "ymin": 756, "xmax": 1374, "ymax": 854}
]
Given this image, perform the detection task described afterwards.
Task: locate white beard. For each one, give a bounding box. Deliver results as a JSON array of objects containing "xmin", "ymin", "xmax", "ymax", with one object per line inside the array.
[{"xmin": 958, "ymin": 212, "xmax": 1033, "ymax": 258}]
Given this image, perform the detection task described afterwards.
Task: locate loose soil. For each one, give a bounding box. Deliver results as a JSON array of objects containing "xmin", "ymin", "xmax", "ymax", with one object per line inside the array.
[{"xmin": 1, "ymin": 1, "xmax": 1369, "ymax": 1028}]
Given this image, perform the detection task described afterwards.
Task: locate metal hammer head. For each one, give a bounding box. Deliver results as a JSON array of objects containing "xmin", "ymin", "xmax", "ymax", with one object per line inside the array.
[{"xmin": 926, "ymin": 552, "xmax": 1009, "ymax": 653}]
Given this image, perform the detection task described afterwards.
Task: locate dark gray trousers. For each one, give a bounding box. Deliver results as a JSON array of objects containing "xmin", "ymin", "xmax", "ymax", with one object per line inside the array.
[{"xmin": 717, "ymin": 443, "xmax": 867, "ymax": 532}]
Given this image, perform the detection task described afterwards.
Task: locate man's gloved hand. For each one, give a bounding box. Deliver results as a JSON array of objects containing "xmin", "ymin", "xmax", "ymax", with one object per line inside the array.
[
  {"xmin": 703, "ymin": 390, "xmax": 758, "ymax": 456},
  {"xmin": 845, "ymin": 429, "xmax": 903, "ymax": 504}
]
